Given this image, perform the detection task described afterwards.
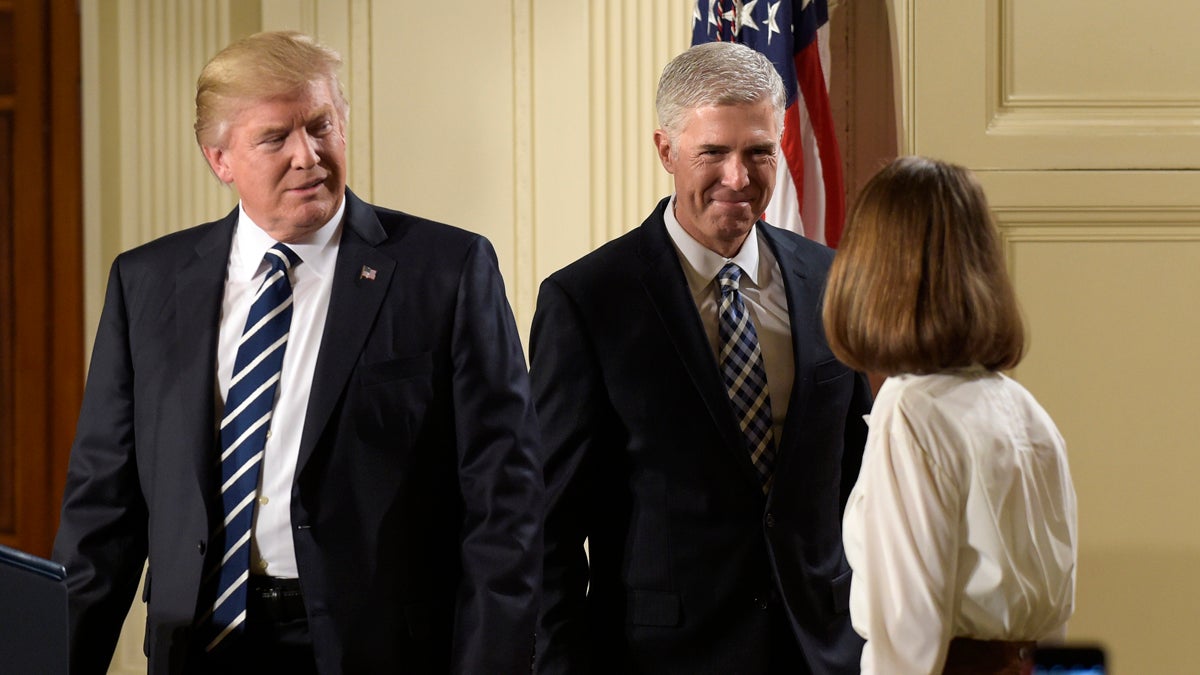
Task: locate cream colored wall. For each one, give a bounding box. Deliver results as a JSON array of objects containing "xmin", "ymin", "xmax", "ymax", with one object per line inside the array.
[
  {"xmin": 88, "ymin": 1, "xmax": 1191, "ymax": 673},
  {"xmin": 893, "ymin": 1, "xmax": 1200, "ymax": 672}
]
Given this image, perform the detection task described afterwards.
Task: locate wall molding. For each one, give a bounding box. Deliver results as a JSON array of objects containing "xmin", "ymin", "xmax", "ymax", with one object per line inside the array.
[
  {"xmin": 588, "ymin": 0, "xmax": 692, "ymax": 246},
  {"xmin": 991, "ymin": 0, "xmax": 1200, "ymax": 135}
]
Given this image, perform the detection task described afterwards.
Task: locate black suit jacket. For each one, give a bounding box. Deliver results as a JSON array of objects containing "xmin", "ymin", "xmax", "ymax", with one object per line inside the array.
[
  {"xmin": 53, "ymin": 190, "xmax": 543, "ymax": 674},
  {"xmin": 530, "ymin": 197, "xmax": 871, "ymax": 675}
]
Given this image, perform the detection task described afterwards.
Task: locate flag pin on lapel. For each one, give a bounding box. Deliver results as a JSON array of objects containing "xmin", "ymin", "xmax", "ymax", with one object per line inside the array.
[{"xmin": 359, "ymin": 265, "xmax": 377, "ymax": 281}]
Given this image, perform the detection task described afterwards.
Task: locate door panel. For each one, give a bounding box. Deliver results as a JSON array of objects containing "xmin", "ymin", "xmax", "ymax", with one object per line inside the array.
[{"xmin": 899, "ymin": 2, "xmax": 1200, "ymax": 672}]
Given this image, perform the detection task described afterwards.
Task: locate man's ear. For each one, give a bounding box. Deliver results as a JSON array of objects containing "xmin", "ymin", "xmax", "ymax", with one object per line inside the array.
[
  {"xmin": 653, "ymin": 129, "xmax": 675, "ymax": 174},
  {"xmin": 201, "ymin": 145, "xmax": 234, "ymax": 184}
]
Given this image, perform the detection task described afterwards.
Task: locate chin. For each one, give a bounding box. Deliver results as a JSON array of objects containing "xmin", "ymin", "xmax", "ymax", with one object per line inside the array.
[
  {"xmin": 275, "ymin": 211, "xmax": 329, "ymax": 237},
  {"xmin": 717, "ymin": 220, "xmax": 755, "ymax": 236}
]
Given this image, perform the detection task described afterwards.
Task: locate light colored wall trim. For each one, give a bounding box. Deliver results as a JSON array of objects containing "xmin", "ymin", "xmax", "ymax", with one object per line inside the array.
[
  {"xmin": 992, "ymin": 0, "xmax": 1200, "ymax": 136},
  {"xmin": 885, "ymin": 0, "xmax": 915, "ymax": 154},
  {"xmin": 513, "ymin": 0, "xmax": 536, "ymax": 327},
  {"xmin": 908, "ymin": 0, "xmax": 1200, "ymax": 170},
  {"xmin": 530, "ymin": 0, "xmax": 692, "ymax": 326},
  {"xmin": 587, "ymin": 0, "xmax": 691, "ymax": 246},
  {"xmin": 83, "ymin": 1, "xmax": 249, "ymax": 349}
]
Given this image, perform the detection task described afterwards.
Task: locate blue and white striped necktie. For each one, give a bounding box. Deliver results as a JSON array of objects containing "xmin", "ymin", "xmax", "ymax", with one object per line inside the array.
[
  {"xmin": 205, "ymin": 242, "xmax": 301, "ymax": 651},
  {"xmin": 717, "ymin": 262, "xmax": 776, "ymax": 494}
]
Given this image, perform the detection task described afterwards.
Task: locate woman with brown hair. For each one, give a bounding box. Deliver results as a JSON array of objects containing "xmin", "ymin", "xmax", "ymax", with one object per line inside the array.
[{"xmin": 826, "ymin": 156, "xmax": 1078, "ymax": 674}]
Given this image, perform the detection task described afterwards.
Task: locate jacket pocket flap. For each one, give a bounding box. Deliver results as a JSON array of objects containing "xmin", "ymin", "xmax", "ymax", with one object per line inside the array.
[
  {"xmin": 831, "ymin": 567, "xmax": 853, "ymax": 614},
  {"xmin": 814, "ymin": 357, "xmax": 851, "ymax": 384},
  {"xmin": 359, "ymin": 352, "xmax": 433, "ymax": 387}
]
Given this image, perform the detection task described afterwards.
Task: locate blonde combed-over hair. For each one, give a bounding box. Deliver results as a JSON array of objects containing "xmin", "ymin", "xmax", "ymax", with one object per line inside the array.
[{"xmin": 194, "ymin": 31, "xmax": 347, "ymax": 149}]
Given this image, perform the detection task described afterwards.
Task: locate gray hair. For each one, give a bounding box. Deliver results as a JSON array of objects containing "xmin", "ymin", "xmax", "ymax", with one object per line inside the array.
[{"xmin": 655, "ymin": 41, "xmax": 786, "ymax": 143}]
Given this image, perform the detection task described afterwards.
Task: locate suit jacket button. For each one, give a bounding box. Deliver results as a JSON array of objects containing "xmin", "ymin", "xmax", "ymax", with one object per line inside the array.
[
  {"xmin": 197, "ymin": 540, "xmax": 206, "ymax": 555},
  {"xmin": 765, "ymin": 512, "xmax": 776, "ymax": 528}
]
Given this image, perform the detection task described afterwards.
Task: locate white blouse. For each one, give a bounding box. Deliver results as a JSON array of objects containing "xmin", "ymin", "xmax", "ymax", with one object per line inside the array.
[{"xmin": 843, "ymin": 370, "xmax": 1077, "ymax": 674}]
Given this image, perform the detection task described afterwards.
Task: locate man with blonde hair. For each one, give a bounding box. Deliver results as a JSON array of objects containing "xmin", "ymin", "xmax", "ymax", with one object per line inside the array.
[
  {"xmin": 530, "ymin": 41, "xmax": 871, "ymax": 674},
  {"xmin": 54, "ymin": 31, "xmax": 542, "ymax": 674}
]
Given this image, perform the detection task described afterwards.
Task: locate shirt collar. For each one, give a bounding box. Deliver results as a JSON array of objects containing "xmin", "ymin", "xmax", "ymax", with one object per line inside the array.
[
  {"xmin": 663, "ymin": 194, "xmax": 762, "ymax": 292},
  {"xmin": 231, "ymin": 198, "xmax": 346, "ymax": 281}
]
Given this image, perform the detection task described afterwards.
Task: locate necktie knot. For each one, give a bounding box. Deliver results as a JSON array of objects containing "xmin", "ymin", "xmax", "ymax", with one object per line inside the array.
[
  {"xmin": 718, "ymin": 262, "xmax": 743, "ymax": 294},
  {"xmin": 264, "ymin": 243, "xmax": 302, "ymax": 280}
]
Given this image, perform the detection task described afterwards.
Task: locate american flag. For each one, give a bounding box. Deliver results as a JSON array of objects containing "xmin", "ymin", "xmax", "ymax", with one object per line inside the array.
[{"xmin": 692, "ymin": 0, "xmax": 845, "ymax": 247}]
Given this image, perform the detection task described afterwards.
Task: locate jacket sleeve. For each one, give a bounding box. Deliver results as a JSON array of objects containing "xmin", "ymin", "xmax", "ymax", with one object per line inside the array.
[
  {"xmin": 52, "ymin": 258, "xmax": 149, "ymax": 675},
  {"xmin": 448, "ymin": 237, "xmax": 544, "ymax": 674},
  {"xmin": 840, "ymin": 370, "xmax": 873, "ymax": 514},
  {"xmin": 528, "ymin": 277, "xmax": 621, "ymax": 675}
]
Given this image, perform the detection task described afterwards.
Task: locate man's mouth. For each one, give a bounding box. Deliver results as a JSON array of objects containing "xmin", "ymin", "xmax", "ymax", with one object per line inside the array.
[
  {"xmin": 291, "ymin": 177, "xmax": 326, "ymax": 192},
  {"xmin": 711, "ymin": 196, "xmax": 753, "ymax": 207}
]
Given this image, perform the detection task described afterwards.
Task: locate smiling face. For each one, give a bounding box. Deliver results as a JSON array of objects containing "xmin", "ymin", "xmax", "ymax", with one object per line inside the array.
[
  {"xmin": 654, "ymin": 100, "xmax": 780, "ymax": 258},
  {"xmin": 202, "ymin": 78, "xmax": 347, "ymax": 242}
]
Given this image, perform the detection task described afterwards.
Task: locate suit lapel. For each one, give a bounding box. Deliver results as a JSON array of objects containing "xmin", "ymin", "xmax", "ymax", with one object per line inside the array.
[
  {"xmin": 637, "ymin": 202, "xmax": 763, "ymax": 489},
  {"xmin": 175, "ymin": 211, "xmax": 237, "ymax": 507},
  {"xmin": 760, "ymin": 225, "xmax": 817, "ymax": 480},
  {"xmin": 297, "ymin": 190, "xmax": 396, "ymax": 474}
]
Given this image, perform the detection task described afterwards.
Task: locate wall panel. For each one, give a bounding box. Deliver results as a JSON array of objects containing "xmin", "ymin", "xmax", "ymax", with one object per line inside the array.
[
  {"xmin": 983, "ymin": 173, "xmax": 1200, "ymax": 673},
  {"xmin": 909, "ymin": 0, "xmax": 1200, "ymax": 169},
  {"xmin": 533, "ymin": 0, "xmax": 691, "ymax": 292},
  {"xmin": 898, "ymin": 0, "xmax": 1200, "ymax": 669}
]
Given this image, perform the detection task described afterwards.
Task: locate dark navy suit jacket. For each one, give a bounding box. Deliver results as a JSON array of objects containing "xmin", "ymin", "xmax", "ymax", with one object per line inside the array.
[
  {"xmin": 531, "ymin": 197, "xmax": 870, "ymax": 675},
  {"xmin": 53, "ymin": 190, "xmax": 543, "ymax": 674}
]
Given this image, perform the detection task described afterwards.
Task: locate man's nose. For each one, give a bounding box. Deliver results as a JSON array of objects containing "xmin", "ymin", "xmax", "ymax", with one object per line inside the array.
[
  {"xmin": 288, "ymin": 131, "xmax": 320, "ymax": 169},
  {"xmin": 721, "ymin": 156, "xmax": 750, "ymax": 190}
]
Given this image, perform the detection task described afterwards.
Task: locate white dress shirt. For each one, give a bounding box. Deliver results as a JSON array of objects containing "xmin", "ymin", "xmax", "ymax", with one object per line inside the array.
[
  {"xmin": 216, "ymin": 200, "xmax": 344, "ymax": 578},
  {"xmin": 843, "ymin": 369, "xmax": 1078, "ymax": 674},
  {"xmin": 664, "ymin": 197, "xmax": 794, "ymax": 443}
]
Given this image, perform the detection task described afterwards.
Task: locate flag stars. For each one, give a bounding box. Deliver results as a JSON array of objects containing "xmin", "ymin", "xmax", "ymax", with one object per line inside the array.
[
  {"xmin": 720, "ymin": 5, "xmax": 737, "ymax": 26},
  {"xmin": 740, "ymin": 0, "xmax": 760, "ymax": 33},
  {"xmin": 767, "ymin": 1, "xmax": 783, "ymax": 44}
]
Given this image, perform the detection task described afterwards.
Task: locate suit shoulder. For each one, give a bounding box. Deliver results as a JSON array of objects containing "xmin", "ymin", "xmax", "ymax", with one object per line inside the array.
[
  {"xmin": 112, "ymin": 218, "xmax": 229, "ymax": 271},
  {"xmin": 762, "ymin": 223, "xmax": 836, "ymax": 272},
  {"xmin": 370, "ymin": 203, "xmax": 487, "ymax": 254},
  {"xmin": 543, "ymin": 198, "xmax": 673, "ymax": 292},
  {"xmin": 544, "ymin": 225, "xmax": 644, "ymax": 291}
]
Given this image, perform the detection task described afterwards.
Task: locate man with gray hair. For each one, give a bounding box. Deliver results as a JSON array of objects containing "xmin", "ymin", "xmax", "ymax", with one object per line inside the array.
[
  {"xmin": 530, "ymin": 41, "xmax": 871, "ymax": 674},
  {"xmin": 53, "ymin": 31, "xmax": 542, "ymax": 674}
]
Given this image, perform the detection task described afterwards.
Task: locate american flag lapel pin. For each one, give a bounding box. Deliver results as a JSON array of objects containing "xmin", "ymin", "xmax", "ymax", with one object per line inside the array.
[{"xmin": 359, "ymin": 265, "xmax": 377, "ymax": 281}]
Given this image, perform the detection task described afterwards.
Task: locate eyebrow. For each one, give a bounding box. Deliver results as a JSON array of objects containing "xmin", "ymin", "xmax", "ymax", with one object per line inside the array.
[
  {"xmin": 695, "ymin": 142, "xmax": 776, "ymax": 153},
  {"xmin": 251, "ymin": 108, "xmax": 336, "ymax": 141},
  {"xmin": 254, "ymin": 126, "xmax": 291, "ymax": 140}
]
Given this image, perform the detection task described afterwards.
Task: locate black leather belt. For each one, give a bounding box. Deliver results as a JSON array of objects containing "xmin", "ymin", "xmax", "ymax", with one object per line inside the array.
[{"xmin": 247, "ymin": 575, "xmax": 307, "ymax": 624}]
